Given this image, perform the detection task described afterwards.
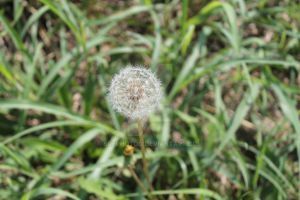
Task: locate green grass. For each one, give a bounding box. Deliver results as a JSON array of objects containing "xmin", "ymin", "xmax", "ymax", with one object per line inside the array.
[{"xmin": 0, "ymin": 0, "xmax": 299, "ymax": 199}]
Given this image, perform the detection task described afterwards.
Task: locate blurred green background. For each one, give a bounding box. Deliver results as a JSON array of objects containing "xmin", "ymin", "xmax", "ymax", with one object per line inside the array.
[{"xmin": 0, "ymin": 0, "xmax": 299, "ymax": 199}]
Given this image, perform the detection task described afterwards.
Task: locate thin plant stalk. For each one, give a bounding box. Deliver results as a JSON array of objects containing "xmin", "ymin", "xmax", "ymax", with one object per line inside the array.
[
  {"xmin": 137, "ymin": 120, "xmax": 155, "ymax": 196},
  {"xmin": 128, "ymin": 165, "xmax": 148, "ymax": 194}
]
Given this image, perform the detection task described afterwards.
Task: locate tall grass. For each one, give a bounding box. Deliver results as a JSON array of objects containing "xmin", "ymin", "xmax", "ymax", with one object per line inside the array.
[{"xmin": 0, "ymin": 0, "xmax": 299, "ymax": 199}]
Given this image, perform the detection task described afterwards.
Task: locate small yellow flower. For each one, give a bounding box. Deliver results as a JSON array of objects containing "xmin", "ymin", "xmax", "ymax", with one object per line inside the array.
[{"xmin": 123, "ymin": 145, "xmax": 135, "ymax": 156}]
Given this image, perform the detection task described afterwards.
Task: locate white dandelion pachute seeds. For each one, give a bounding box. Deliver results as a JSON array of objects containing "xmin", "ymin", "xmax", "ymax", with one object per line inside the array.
[{"xmin": 108, "ymin": 66, "xmax": 163, "ymax": 120}]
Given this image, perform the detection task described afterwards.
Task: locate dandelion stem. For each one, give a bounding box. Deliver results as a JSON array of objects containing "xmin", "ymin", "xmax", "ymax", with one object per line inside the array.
[{"xmin": 137, "ymin": 120, "xmax": 156, "ymax": 199}]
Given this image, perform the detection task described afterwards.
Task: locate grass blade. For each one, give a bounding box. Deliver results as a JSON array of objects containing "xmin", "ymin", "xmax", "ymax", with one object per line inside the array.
[
  {"xmin": 0, "ymin": 99, "xmax": 119, "ymax": 135},
  {"xmin": 212, "ymin": 84, "xmax": 260, "ymax": 160},
  {"xmin": 125, "ymin": 188, "xmax": 222, "ymax": 200}
]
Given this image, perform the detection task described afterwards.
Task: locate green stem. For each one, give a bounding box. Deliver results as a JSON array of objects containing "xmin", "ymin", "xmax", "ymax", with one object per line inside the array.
[
  {"xmin": 128, "ymin": 165, "xmax": 148, "ymax": 194},
  {"xmin": 137, "ymin": 120, "xmax": 156, "ymax": 200}
]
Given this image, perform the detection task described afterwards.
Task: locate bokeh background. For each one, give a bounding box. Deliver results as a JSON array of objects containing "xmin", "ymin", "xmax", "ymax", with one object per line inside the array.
[{"xmin": 0, "ymin": 0, "xmax": 299, "ymax": 199}]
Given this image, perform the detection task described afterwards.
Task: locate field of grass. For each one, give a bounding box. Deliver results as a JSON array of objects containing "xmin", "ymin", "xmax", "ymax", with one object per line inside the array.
[{"xmin": 0, "ymin": 0, "xmax": 299, "ymax": 199}]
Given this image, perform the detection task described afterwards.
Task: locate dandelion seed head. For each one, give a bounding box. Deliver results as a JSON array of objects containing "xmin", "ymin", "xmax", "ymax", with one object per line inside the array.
[{"xmin": 108, "ymin": 66, "xmax": 163, "ymax": 120}]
